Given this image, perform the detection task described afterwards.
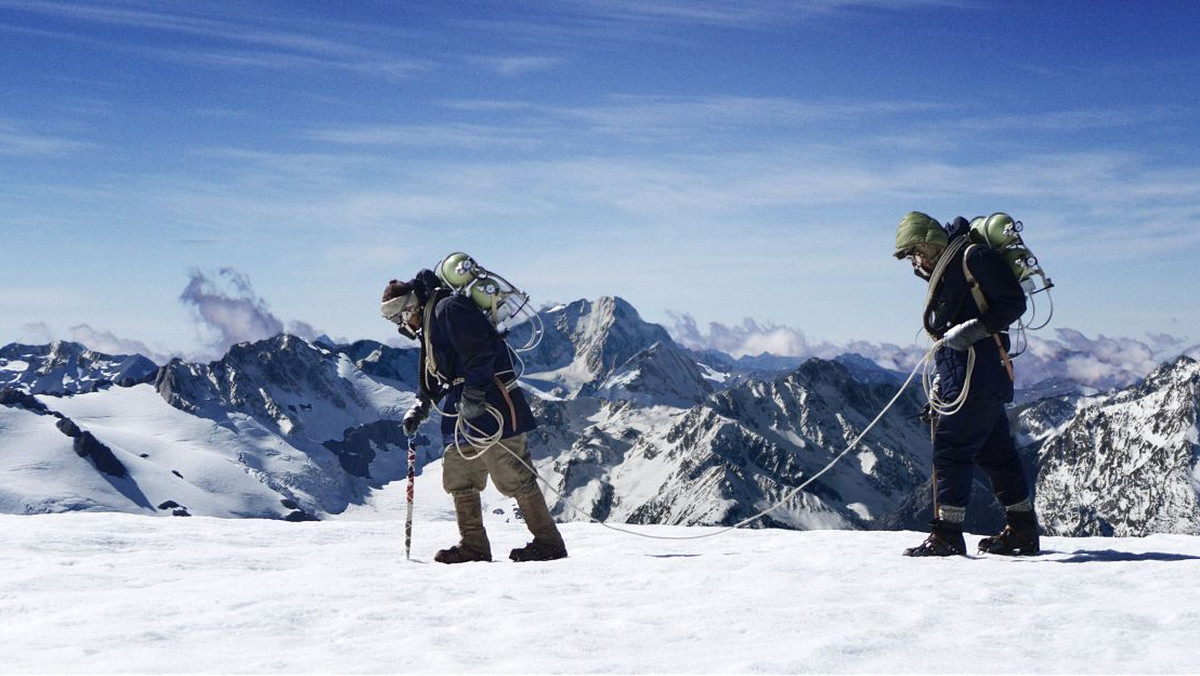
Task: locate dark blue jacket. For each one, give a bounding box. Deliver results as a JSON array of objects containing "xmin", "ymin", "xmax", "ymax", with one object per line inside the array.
[
  {"xmin": 925, "ymin": 221, "xmax": 1026, "ymax": 403},
  {"xmin": 425, "ymin": 292, "xmax": 538, "ymax": 445}
]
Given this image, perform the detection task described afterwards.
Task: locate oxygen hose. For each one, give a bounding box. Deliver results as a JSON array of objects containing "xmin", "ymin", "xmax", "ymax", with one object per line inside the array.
[{"xmin": 432, "ymin": 340, "xmax": 951, "ymax": 542}]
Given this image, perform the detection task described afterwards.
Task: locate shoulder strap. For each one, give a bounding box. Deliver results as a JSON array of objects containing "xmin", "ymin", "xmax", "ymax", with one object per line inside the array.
[
  {"xmin": 961, "ymin": 245, "xmax": 1016, "ymax": 381},
  {"xmin": 962, "ymin": 243, "xmax": 989, "ymax": 315},
  {"xmin": 420, "ymin": 289, "xmax": 465, "ymax": 393}
]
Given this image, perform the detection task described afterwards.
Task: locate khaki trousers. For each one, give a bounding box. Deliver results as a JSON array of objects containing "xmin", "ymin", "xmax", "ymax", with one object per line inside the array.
[
  {"xmin": 442, "ymin": 433, "xmax": 565, "ymax": 551},
  {"xmin": 442, "ymin": 433, "xmax": 539, "ymax": 499}
]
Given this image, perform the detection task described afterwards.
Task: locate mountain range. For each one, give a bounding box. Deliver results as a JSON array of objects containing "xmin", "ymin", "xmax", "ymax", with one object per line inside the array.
[{"xmin": 2, "ymin": 296, "xmax": 1197, "ymax": 536}]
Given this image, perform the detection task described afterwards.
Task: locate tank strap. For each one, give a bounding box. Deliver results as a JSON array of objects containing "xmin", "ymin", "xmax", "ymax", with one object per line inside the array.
[{"xmin": 962, "ymin": 243, "xmax": 989, "ymax": 315}]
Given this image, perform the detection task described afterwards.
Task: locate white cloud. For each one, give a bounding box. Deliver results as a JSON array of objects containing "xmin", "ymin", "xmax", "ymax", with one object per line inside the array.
[
  {"xmin": 17, "ymin": 322, "xmax": 55, "ymax": 345},
  {"xmin": 179, "ymin": 268, "xmax": 286, "ymax": 355},
  {"xmin": 67, "ymin": 325, "xmax": 170, "ymax": 365}
]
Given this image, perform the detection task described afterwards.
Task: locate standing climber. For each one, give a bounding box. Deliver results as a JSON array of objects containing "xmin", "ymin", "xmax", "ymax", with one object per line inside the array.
[
  {"xmin": 894, "ymin": 211, "xmax": 1040, "ymax": 556},
  {"xmin": 381, "ymin": 270, "xmax": 567, "ymax": 563}
]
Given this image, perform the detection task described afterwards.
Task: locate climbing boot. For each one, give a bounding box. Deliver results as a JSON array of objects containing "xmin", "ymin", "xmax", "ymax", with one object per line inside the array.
[
  {"xmin": 434, "ymin": 545, "xmax": 492, "ymax": 564},
  {"xmin": 509, "ymin": 539, "xmax": 568, "ymax": 562},
  {"xmin": 903, "ymin": 519, "xmax": 966, "ymax": 557},
  {"xmin": 436, "ymin": 493, "xmax": 492, "ymax": 564},
  {"xmin": 978, "ymin": 508, "xmax": 1040, "ymax": 556},
  {"xmin": 510, "ymin": 491, "xmax": 567, "ymax": 562}
]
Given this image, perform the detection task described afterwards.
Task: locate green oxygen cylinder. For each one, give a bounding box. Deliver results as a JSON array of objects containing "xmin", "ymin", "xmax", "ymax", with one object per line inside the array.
[
  {"xmin": 970, "ymin": 212, "xmax": 1021, "ymax": 248},
  {"xmin": 1001, "ymin": 246, "xmax": 1035, "ymax": 281},
  {"xmin": 469, "ymin": 276, "xmax": 502, "ymax": 310},
  {"xmin": 437, "ymin": 252, "xmax": 478, "ymax": 290}
]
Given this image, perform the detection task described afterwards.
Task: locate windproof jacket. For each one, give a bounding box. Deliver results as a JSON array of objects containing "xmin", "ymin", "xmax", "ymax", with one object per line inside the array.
[
  {"xmin": 423, "ymin": 292, "xmax": 538, "ymax": 446},
  {"xmin": 925, "ymin": 220, "xmax": 1027, "ymax": 403}
]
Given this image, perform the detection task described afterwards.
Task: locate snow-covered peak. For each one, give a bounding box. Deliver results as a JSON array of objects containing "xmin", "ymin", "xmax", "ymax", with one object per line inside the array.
[
  {"xmin": 518, "ymin": 296, "xmax": 688, "ymax": 399},
  {"xmin": 0, "ymin": 340, "xmax": 158, "ymax": 395},
  {"xmin": 1036, "ymin": 355, "xmax": 1200, "ymax": 536},
  {"xmin": 594, "ymin": 340, "xmax": 714, "ymax": 408}
]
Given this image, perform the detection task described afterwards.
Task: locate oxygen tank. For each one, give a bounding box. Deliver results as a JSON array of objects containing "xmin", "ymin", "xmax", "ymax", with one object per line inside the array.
[
  {"xmin": 1001, "ymin": 246, "xmax": 1035, "ymax": 281},
  {"xmin": 969, "ymin": 212, "xmax": 1021, "ymax": 248},
  {"xmin": 470, "ymin": 276, "xmax": 527, "ymax": 324},
  {"xmin": 437, "ymin": 252, "xmax": 478, "ymax": 290},
  {"xmin": 434, "ymin": 252, "xmax": 537, "ymax": 341}
]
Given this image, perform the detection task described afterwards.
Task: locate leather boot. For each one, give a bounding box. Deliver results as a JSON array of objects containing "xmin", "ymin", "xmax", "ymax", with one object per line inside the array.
[
  {"xmin": 903, "ymin": 519, "xmax": 966, "ymax": 557},
  {"xmin": 435, "ymin": 493, "xmax": 492, "ymax": 564},
  {"xmin": 510, "ymin": 491, "xmax": 567, "ymax": 562},
  {"xmin": 979, "ymin": 508, "xmax": 1040, "ymax": 556}
]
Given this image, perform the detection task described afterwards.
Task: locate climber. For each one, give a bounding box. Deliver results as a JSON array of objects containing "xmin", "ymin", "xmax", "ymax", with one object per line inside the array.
[{"xmin": 894, "ymin": 211, "xmax": 1040, "ymax": 557}]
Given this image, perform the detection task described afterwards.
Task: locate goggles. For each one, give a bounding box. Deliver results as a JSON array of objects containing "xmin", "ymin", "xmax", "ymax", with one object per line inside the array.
[{"xmin": 381, "ymin": 292, "xmax": 421, "ymax": 338}]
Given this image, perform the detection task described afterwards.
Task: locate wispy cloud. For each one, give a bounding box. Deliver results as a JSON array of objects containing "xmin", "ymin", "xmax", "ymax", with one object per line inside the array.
[
  {"xmin": 67, "ymin": 325, "xmax": 170, "ymax": 365},
  {"xmin": 167, "ymin": 97, "xmax": 1200, "ymax": 264},
  {"xmin": 469, "ymin": 55, "xmax": 565, "ymax": 77},
  {"xmin": 0, "ymin": 0, "xmax": 433, "ymax": 80},
  {"xmin": 0, "ymin": 119, "xmax": 94, "ymax": 156},
  {"xmin": 133, "ymin": 44, "xmax": 431, "ymax": 80},
  {"xmin": 953, "ymin": 107, "xmax": 1184, "ymax": 133},
  {"xmin": 473, "ymin": 0, "xmax": 969, "ymax": 43},
  {"xmin": 305, "ymin": 123, "xmax": 545, "ymax": 150},
  {"xmin": 3, "ymin": 0, "xmax": 349, "ymax": 54}
]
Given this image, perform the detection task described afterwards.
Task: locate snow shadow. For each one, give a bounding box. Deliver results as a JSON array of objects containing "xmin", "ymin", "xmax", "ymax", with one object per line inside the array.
[{"xmin": 1052, "ymin": 549, "xmax": 1200, "ymax": 563}]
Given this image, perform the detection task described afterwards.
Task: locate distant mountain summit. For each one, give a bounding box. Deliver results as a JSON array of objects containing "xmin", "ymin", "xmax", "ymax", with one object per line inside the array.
[
  {"xmin": 518, "ymin": 296, "xmax": 710, "ymax": 405},
  {"xmin": 0, "ymin": 341, "xmax": 157, "ymax": 395},
  {"xmin": 1, "ymin": 334, "xmax": 418, "ymax": 519}
]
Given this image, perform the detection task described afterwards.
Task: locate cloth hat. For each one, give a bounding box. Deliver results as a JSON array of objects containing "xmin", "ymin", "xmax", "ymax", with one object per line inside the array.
[{"xmin": 894, "ymin": 211, "xmax": 948, "ymax": 258}]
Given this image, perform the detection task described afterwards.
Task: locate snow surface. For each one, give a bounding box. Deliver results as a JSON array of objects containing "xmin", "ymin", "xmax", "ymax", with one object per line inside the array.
[{"xmin": 3, "ymin": 471, "xmax": 1200, "ymax": 675}]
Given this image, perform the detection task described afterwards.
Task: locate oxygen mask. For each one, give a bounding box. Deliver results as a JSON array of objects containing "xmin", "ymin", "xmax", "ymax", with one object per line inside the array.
[
  {"xmin": 381, "ymin": 291, "xmax": 421, "ymax": 340},
  {"xmin": 906, "ymin": 245, "xmax": 939, "ymax": 280}
]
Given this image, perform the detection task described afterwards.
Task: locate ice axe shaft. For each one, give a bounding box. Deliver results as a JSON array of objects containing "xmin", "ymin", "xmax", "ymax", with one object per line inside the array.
[{"xmin": 405, "ymin": 439, "xmax": 417, "ymax": 560}]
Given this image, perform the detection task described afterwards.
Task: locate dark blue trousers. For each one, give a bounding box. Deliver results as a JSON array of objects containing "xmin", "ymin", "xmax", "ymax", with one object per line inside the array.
[{"xmin": 932, "ymin": 396, "xmax": 1030, "ymax": 511}]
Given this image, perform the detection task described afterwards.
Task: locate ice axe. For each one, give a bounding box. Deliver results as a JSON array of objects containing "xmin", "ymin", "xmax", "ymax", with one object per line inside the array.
[{"xmin": 405, "ymin": 438, "xmax": 418, "ymax": 560}]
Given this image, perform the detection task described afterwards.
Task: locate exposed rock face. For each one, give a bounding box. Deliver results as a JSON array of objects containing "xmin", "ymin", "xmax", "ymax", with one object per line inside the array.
[{"xmin": 1036, "ymin": 357, "xmax": 1200, "ymax": 536}]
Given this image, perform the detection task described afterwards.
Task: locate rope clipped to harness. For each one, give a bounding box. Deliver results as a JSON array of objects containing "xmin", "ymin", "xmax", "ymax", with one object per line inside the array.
[{"xmin": 432, "ymin": 351, "xmax": 934, "ymax": 541}]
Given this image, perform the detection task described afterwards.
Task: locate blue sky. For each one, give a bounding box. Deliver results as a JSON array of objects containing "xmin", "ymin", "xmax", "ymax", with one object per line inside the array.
[{"xmin": 2, "ymin": 0, "xmax": 1199, "ymax": 366}]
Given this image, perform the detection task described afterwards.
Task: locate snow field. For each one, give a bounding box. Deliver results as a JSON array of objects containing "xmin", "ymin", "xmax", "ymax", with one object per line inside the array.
[{"xmin": 3, "ymin": 493, "xmax": 1199, "ymax": 674}]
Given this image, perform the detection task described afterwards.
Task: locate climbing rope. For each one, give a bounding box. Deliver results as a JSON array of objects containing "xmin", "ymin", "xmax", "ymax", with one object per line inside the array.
[
  {"xmin": 431, "ymin": 342, "xmax": 946, "ymax": 541},
  {"xmin": 922, "ymin": 342, "xmax": 976, "ymax": 418}
]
